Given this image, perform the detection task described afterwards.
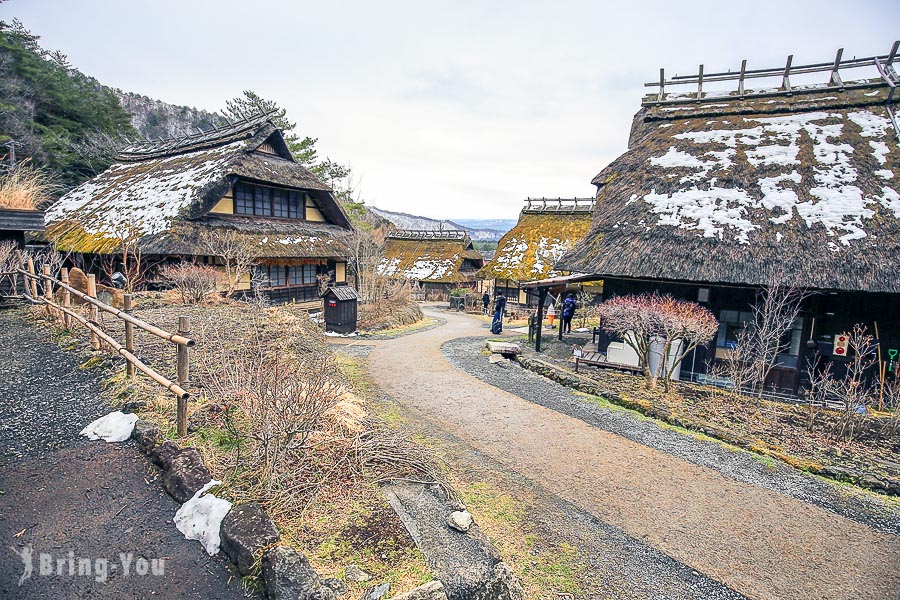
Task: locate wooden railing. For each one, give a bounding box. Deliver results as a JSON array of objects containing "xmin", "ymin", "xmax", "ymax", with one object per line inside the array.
[{"xmin": 9, "ymin": 259, "xmax": 196, "ymax": 436}]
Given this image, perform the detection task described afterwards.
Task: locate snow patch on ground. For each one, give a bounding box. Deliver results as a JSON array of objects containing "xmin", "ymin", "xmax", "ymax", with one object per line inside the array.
[
  {"xmin": 80, "ymin": 411, "xmax": 138, "ymax": 442},
  {"xmin": 324, "ymin": 331, "xmax": 358, "ymax": 337},
  {"xmin": 173, "ymin": 480, "xmax": 232, "ymax": 556}
]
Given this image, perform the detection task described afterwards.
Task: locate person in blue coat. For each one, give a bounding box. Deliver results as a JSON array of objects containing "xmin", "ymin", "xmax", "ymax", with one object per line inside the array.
[
  {"xmin": 561, "ymin": 292, "xmax": 577, "ymax": 334},
  {"xmin": 491, "ymin": 291, "xmax": 506, "ymax": 334}
]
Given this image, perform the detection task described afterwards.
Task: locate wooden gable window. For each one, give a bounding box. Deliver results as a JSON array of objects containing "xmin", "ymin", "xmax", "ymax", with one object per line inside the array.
[{"xmin": 234, "ymin": 182, "xmax": 306, "ymax": 219}]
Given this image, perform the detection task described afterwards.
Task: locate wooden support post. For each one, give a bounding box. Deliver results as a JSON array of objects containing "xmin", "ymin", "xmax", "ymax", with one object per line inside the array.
[
  {"xmin": 696, "ymin": 64, "xmax": 704, "ymax": 100},
  {"xmin": 26, "ymin": 256, "xmax": 38, "ymax": 299},
  {"xmin": 11, "ymin": 270, "xmax": 17, "ymax": 297},
  {"xmin": 124, "ymin": 294, "xmax": 135, "ymax": 379},
  {"xmin": 87, "ymin": 274, "xmax": 100, "ymax": 351},
  {"xmin": 830, "ymin": 48, "xmax": 844, "ymax": 89},
  {"xmin": 535, "ymin": 287, "xmax": 546, "ymax": 353},
  {"xmin": 782, "ymin": 54, "xmax": 793, "ymax": 94},
  {"xmin": 738, "ymin": 59, "xmax": 747, "ymax": 97},
  {"xmin": 657, "ymin": 67, "xmax": 665, "ymax": 103},
  {"xmin": 41, "ymin": 264, "xmax": 53, "ymax": 320},
  {"xmin": 176, "ymin": 315, "xmax": 190, "ymax": 437},
  {"xmin": 61, "ymin": 268, "xmax": 71, "ymax": 329}
]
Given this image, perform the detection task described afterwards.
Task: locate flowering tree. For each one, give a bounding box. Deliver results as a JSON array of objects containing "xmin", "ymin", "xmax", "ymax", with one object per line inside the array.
[{"xmin": 597, "ymin": 294, "xmax": 718, "ymax": 391}]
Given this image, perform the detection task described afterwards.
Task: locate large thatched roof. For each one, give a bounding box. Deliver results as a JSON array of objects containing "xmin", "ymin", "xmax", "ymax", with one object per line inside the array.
[
  {"xmin": 478, "ymin": 199, "xmax": 594, "ymax": 282},
  {"xmin": 558, "ymin": 84, "xmax": 900, "ymax": 293},
  {"xmin": 378, "ymin": 230, "xmax": 483, "ymax": 283},
  {"xmin": 44, "ymin": 115, "xmax": 351, "ymax": 258}
]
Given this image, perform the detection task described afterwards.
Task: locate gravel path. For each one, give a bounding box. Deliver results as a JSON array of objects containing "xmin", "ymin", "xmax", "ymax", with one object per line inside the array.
[
  {"xmin": 0, "ymin": 307, "xmax": 248, "ymax": 599},
  {"xmin": 367, "ymin": 307, "xmax": 900, "ymax": 600},
  {"xmin": 0, "ymin": 308, "xmax": 108, "ymax": 462},
  {"xmin": 378, "ymin": 388, "xmax": 745, "ymax": 600},
  {"xmin": 442, "ymin": 336, "xmax": 900, "ymax": 537}
]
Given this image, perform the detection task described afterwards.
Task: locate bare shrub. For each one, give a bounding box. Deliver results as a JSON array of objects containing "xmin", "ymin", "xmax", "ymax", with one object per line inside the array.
[
  {"xmin": 193, "ymin": 304, "xmax": 446, "ymax": 513},
  {"xmin": 358, "ymin": 282, "xmax": 423, "ymax": 331},
  {"xmin": 722, "ymin": 281, "xmax": 807, "ymax": 403},
  {"xmin": 0, "ymin": 240, "xmax": 24, "ymax": 272},
  {"xmin": 597, "ymin": 294, "xmax": 718, "ymax": 391},
  {"xmin": 158, "ymin": 263, "xmax": 218, "ymax": 304}
]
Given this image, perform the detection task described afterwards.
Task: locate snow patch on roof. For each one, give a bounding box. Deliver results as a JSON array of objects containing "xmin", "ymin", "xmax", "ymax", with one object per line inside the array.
[{"xmin": 643, "ymin": 110, "xmax": 898, "ymax": 245}]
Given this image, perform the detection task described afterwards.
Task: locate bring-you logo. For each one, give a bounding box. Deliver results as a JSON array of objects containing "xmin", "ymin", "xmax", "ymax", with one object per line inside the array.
[{"xmin": 9, "ymin": 545, "xmax": 166, "ymax": 585}]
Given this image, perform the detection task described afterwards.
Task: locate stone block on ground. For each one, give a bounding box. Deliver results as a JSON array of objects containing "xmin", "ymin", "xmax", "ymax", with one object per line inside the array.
[
  {"xmin": 220, "ymin": 501, "xmax": 280, "ymax": 575},
  {"xmin": 262, "ymin": 546, "xmax": 336, "ymax": 600},
  {"xmin": 383, "ymin": 483, "xmax": 510, "ymax": 599},
  {"xmin": 130, "ymin": 420, "xmax": 161, "ymax": 454},
  {"xmin": 322, "ymin": 577, "xmax": 348, "ymax": 596},
  {"xmin": 485, "ymin": 341, "xmax": 521, "ymax": 356},
  {"xmin": 480, "ymin": 562, "xmax": 525, "ymax": 600},
  {"xmin": 149, "ymin": 440, "xmax": 180, "ymax": 470},
  {"xmin": 447, "ymin": 511, "xmax": 473, "ymax": 532},
  {"xmin": 388, "ymin": 580, "xmax": 448, "ymax": 600},
  {"xmin": 162, "ymin": 447, "xmax": 212, "ymax": 503}
]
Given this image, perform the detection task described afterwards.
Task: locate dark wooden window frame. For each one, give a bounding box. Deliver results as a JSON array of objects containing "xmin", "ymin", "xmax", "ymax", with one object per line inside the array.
[{"xmin": 233, "ymin": 181, "xmax": 307, "ymax": 220}]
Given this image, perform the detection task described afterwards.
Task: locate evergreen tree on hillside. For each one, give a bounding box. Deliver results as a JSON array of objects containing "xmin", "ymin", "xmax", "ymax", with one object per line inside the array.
[{"xmin": 0, "ymin": 19, "xmax": 136, "ymax": 189}]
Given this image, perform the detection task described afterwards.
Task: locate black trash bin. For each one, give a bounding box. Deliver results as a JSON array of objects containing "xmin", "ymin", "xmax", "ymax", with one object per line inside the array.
[{"xmin": 321, "ymin": 286, "xmax": 359, "ymax": 334}]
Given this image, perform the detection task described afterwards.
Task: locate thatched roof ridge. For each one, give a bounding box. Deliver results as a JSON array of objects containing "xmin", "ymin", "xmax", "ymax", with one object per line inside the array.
[
  {"xmin": 477, "ymin": 203, "xmax": 593, "ymax": 282},
  {"xmin": 559, "ymin": 85, "xmax": 900, "ymax": 293},
  {"xmin": 379, "ymin": 230, "xmax": 482, "ymax": 283},
  {"xmin": 45, "ymin": 121, "xmax": 351, "ymax": 256}
]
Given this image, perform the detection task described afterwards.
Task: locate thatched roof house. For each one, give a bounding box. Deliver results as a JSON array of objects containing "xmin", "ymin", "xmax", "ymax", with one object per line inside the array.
[
  {"xmin": 559, "ymin": 84, "xmax": 899, "ymax": 293},
  {"xmin": 558, "ymin": 44, "xmax": 900, "ymax": 393},
  {"xmin": 378, "ymin": 230, "xmax": 483, "ymax": 292},
  {"xmin": 44, "ymin": 112, "xmax": 353, "ymax": 302},
  {"xmin": 478, "ymin": 198, "xmax": 594, "ymax": 304}
]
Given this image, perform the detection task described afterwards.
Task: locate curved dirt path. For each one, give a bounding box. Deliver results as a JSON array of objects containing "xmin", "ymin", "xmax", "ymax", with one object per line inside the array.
[{"xmin": 368, "ymin": 307, "xmax": 900, "ymax": 600}]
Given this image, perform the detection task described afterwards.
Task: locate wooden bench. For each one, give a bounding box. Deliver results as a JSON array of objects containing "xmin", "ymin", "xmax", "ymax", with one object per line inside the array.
[{"xmin": 574, "ymin": 345, "xmax": 642, "ymax": 374}]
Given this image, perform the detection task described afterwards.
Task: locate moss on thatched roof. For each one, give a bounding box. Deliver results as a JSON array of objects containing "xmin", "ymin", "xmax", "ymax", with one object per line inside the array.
[
  {"xmin": 44, "ymin": 120, "xmax": 351, "ymax": 257},
  {"xmin": 379, "ymin": 230, "xmax": 483, "ymax": 283},
  {"xmin": 477, "ymin": 204, "xmax": 594, "ymax": 282},
  {"xmin": 559, "ymin": 84, "xmax": 900, "ymax": 293}
]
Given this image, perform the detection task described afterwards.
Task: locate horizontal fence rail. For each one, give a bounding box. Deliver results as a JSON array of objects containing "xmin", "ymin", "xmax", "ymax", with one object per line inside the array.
[
  {"xmin": 10, "ymin": 261, "xmax": 195, "ymax": 436},
  {"xmin": 644, "ymin": 41, "xmax": 900, "ymax": 106}
]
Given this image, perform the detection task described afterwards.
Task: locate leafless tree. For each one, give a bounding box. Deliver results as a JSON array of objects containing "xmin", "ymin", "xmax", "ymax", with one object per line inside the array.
[
  {"xmin": 597, "ymin": 294, "xmax": 718, "ymax": 391},
  {"xmin": 198, "ymin": 230, "xmax": 261, "ymax": 298},
  {"xmin": 721, "ymin": 280, "xmax": 807, "ymax": 403}
]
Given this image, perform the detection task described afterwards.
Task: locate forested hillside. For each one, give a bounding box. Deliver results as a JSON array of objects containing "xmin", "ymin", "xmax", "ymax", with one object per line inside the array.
[{"xmin": 0, "ymin": 19, "xmax": 135, "ymax": 188}]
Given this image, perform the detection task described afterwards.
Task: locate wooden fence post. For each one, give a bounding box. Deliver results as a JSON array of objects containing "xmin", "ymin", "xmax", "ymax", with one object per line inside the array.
[
  {"xmin": 176, "ymin": 315, "xmax": 190, "ymax": 437},
  {"xmin": 41, "ymin": 264, "xmax": 53, "ymax": 319},
  {"xmin": 26, "ymin": 256, "xmax": 38, "ymax": 299},
  {"xmin": 61, "ymin": 268, "xmax": 71, "ymax": 329},
  {"xmin": 124, "ymin": 294, "xmax": 135, "ymax": 379},
  {"xmin": 87, "ymin": 274, "xmax": 100, "ymax": 351}
]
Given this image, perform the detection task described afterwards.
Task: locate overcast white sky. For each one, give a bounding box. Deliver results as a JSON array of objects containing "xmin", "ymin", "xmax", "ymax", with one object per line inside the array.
[{"xmin": 4, "ymin": 1, "xmax": 899, "ymax": 219}]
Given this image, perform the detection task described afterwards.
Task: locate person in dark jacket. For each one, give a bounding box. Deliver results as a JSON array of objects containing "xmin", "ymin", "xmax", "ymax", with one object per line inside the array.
[
  {"xmin": 482, "ymin": 291, "xmax": 491, "ymax": 315},
  {"xmin": 491, "ymin": 292, "xmax": 506, "ymax": 334},
  {"xmin": 561, "ymin": 292, "xmax": 577, "ymax": 334}
]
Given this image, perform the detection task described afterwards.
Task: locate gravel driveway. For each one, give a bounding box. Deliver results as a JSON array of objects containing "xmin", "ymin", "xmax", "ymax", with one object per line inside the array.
[
  {"xmin": 0, "ymin": 307, "xmax": 248, "ymax": 599},
  {"xmin": 367, "ymin": 307, "xmax": 900, "ymax": 600}
]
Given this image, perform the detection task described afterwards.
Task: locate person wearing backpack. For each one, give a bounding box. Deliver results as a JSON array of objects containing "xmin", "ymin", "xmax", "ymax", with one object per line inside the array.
[{"xmin": 561, "ymin": 292, "xmax": 577, "ymax": 334}]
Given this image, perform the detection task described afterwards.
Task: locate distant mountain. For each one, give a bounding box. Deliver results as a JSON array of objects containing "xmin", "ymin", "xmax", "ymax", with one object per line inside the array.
[
  {"xmin": 370, "ymin": 207, "xmax": 506, "ymax": 241},
  {"xmin": 451, "ymin": 218, "xmax": 517, "ymax": 234}
]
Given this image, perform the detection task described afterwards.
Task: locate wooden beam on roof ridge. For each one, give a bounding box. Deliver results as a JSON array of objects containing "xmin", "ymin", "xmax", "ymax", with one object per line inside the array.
[
  {"xmin": 738, "ymin": 59, "xmax": 747, "ymax": 97},
  {"xmin": 782, "ymin": 54, "xmax": 793, "ymax": 95},
  {"xmin": 829, "ymin": 48, "xmax": 845, "ymax": 89},
  {"xmin": 696, "ymin": 64, "xmax": 704, "ymax": 101}
]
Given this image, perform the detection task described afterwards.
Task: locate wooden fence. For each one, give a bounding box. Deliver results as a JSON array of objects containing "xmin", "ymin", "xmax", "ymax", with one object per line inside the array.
[{"xmin": 6, "ymin": 259, "xmax": 196, "ymax": 436}]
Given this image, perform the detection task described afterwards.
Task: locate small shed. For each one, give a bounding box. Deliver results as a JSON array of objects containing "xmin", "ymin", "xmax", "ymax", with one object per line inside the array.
[
  {"xmin": 0, "ymin": 208, "xmax": 44, "ymax": 247},
  {"xmin": 321, "ymin": 286, "xmax": 359, "ymax": 334}
]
